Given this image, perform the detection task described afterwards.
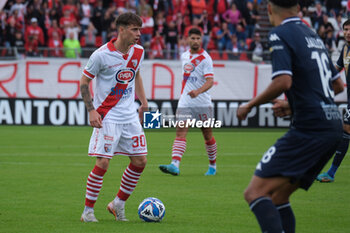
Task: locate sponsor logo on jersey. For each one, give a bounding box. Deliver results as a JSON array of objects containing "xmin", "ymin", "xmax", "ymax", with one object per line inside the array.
[
  {"xmin": 184, "ymin": 63, "xmax": 195, "ymax": 73},
  {"xmin": 115, "ymin": 68, "xmax": 135, "ymax": 84},
  {"xmin": 269, "ymin": 33, "xmax": 280, "ymax": 41}
]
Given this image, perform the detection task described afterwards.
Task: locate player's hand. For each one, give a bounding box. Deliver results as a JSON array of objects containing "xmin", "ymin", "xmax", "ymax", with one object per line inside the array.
[
  {"xmin": 272, "ymin": 99, "xmax": 291, "ymax": 117},
  {"xmin": 89, "ymin": 110, "xmax": 102, "ymax": 128},
  {"xmin": 237, "ymin": 104, "xmax": 252, "ymax": 120},
  {"xmin": 138, "ymin": 104, "xmax": 149, "ymax": 124},
  {"xmin": 188, "ymin": 90, "xmax": 200, "ymax": 98}
]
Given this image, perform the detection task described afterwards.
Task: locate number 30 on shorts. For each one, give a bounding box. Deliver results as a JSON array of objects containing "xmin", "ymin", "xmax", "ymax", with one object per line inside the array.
[{"xmin": 132, "ymin": 135, "xmax": 146, "ymax": 148}]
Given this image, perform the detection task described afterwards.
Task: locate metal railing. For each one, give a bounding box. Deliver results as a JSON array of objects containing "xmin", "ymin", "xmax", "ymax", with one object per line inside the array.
[{"xmin": 0, "ymin": 46, "xmax": 272, "ymax": 63}]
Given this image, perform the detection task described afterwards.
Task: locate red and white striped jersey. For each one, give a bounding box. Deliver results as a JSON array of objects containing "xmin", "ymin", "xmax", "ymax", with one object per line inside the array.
[
  {"xmin": 82, "ymin": 38, "xmax": 144, "ymax": 123},
  {"xmin": 178, "ymin": 49, "xmax": 214, "ymax": 107}
]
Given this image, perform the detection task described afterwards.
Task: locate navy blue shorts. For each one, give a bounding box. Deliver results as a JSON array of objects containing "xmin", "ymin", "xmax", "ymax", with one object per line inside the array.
[{"xmin": 255, "ymin": 128, "xmax": 341, "ymax": 190}]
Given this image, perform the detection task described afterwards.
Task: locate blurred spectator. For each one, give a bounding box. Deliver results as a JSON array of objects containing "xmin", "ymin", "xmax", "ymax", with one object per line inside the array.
[
  {"xmin": 324, "ymin": 28, "xmax": 336, "ymax": 55},
  {"xmin": 60, "ymin": 9, "xmax": 76, "ymax": 29},
  {"xmin": 216, "ymin": 0, "xmax": 228, "ymax": 16},
  {"xmin": 216, "ymin": 22, "xmax": 233, "ymax": 56},
  {"xmin": 62, "ymin": 0, "xmax": 79, "ymax": 20},
  {"xmin": 242, "ymin": 1, "xmax": 259, "ymax": 38},
  {"xmin": 235, "ymin": 23, "xmax": 246, "ymax": 44},
  {"xmin": 222, "ymin": 3, "xmax": 241, "ymax": 34},
  {"xmin": 26, "ymin": 0, "xmax": 45, "ymax": 28},
  {"xmin": 48, "ymin": 7, "xmax": 60, "ymax": 23},
  {"xmin": 149, "ymin": 31, "xmax": 166, "ymax": 59},
  {"xmin": 334, "ymin": 14, "xmax": 344, "ymax": 44},
  {"xmin": 140, "ymin": 9, "xmax": 154, "ymax": 49},
  {"xmin": 13, "ymin": 30, "xmax": 25, "ymax": 48},
  {"xmin": 317, "ymin": 24, "xmax": 327, "ymax": 41},
  {"xmin": 48, "ymin": 31, "xmax": 63, "ymax": 57},
  {"xmin": 47, "ymin": 19, "xmax": 63, "ymax": 41},
  {"xmin": 298, "ymin": 11, "xmax": 311, "ymax": 27},
  {"xmin": 175, "ymin": 12, "xmax": 186, "ymax": 38},
  {"xmin": 10, "ymin": 0, "xmax": 26, "ymax": 19},
  {"xmin": 321, "ymin": 14, "xmax": 335, "ymax": 32},
  {"xmin": 199, "ymin": 10, "xmax": 212, "ymax": 50},
  {"xmin": 91, "ymin": 0, "xmax": 104, "ymax": 36},
  {"xmin": 137, "ymin": 0, "xmax": 153, "ymax": 17},
  {"xmin": 311, "ymin": 1, "xmax": 325, "ymax": 31},
  {"xmin": 7, "ymin": 9, "xmax": 24, "ymax": 32},
  {"xmin": 25, "ymin": 35, "xmax": 39, "ymax": 57},
  {"xmin": 101, "ymin": 6, "xmax": 116, "ymax": 43},
  {"xmin": 4, "ymin": 16, "xmax": 17, "ymax": 50},
  {"xmin": 184, "ymin": 17, "xmax": 203, "ymax": 37},
  {"xmin": 248, "ymin": 32, "xmax": 264, "ymax": 63},
  {"xmin": 107, "ymin": 20, "xmax": 118, "ymax": 42},
  {"xmin": 65, "ymin": 21, "xmax": 80, "ymax": 41},
  {"xmin": 190, "ymin": 0, "xmax": 206, "ymax": 19},
  {"xmin": 178, "ymin": 35, "xmax": 189, "ymax": 56},
  {"xmin": 25, "ymin": 17, "xmax": 44, "ymax": 46},
  {"xmin": 164, "ymin": 21, "xmax": 178, "ymax": 59},
  {"xmin": 84, "ymin": 22, "xmax": 98, "ymax": 47},
  {"xmin": 79, "ymin": 0, "xmax": 92, "ymax": 35},
  {"xmin": 154, "ymin": 11, "xmax": 166, "ymax": 35},
  {"xmin": 228, "ymin": 34, "xmax": 241, "ymax": 60},
  {"xmin": 63, "ymin": 31, "xmax": 81, "ymax": 58},
  {"xmin": 326, "ymin": 0, "xmax": 342, "ymax": 17}
]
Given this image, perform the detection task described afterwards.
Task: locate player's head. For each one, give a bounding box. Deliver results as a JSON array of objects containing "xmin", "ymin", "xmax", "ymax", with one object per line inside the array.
[
  {"xmin": 188, "ymin": 28, "xmax": 202, "ymax": 52},
  {"xmin": 343, "ymin": 19, "xmax": 350, "ymax": 43},
  {"xmin": 115, "ymin": 12, "xmax": 142, "ymax": 45},
  {"xmin": 267, "ymin": 0, "xmax": 298, "ymax": 26}
]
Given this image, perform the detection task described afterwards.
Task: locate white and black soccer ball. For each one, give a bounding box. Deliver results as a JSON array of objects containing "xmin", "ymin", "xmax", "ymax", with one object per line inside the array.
[{"xmin": 138, "ymin": 197, "xmax": 165, "ymax": 222}]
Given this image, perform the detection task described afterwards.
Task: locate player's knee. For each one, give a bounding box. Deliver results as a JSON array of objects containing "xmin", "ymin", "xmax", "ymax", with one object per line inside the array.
[
  {"xmin": 131, "ymin": 156, "xmax": 147, "ymax": 167},
  {"xmin": 96, "ymin": 157, "xmax": 110, "ymax": 170},
  {"xmin": 244, "ymin": 187, "xmax": 257, "ymax": 203}
]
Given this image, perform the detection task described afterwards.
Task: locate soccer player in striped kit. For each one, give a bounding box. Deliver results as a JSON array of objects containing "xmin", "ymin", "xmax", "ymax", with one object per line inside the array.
[
  {"xmin": 159, "ymin": 28, "xmax": 218, "ymax": 176},
  {"xmin": 80, "ymin": 12, "xmax": 148, "ymax": 222}
]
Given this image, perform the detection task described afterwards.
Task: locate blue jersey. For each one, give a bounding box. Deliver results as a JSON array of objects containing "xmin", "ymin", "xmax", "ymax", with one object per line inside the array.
[
  {"xmin": 269, "ymin": 17, "xmax": 342, "ymax": 131},
  {"xmin": 336, "ymin": 45, "xmax": 350, "ymax": 101}
]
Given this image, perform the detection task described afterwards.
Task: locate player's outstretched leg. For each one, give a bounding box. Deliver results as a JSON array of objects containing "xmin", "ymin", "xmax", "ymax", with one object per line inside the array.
[
  {"xmin": 316, "ymin": 131, "xmax": 350, "ymax": 182},
  {"xmin": 204, "ymin": 137, "xmax": 217, "ymax": 176},
  {"xmin": 81, "ymin": 165, "xmax": 107, "ymax": 222},
  {"xmin": 108, "ymin": 162, "xmax": 145, "ymax": 221},
  {"xmin": 159, "ymin": 137, "xmax": 186, "ymax": 176}
]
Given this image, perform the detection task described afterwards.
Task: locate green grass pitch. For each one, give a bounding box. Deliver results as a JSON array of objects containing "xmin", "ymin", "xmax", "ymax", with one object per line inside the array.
[{"xmin": 0, "ymin": 126, "xmax": 349, "ymax": 233}]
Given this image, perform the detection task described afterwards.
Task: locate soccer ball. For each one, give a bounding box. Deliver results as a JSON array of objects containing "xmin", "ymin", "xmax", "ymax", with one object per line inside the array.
[{"xmin": 138, "ymin": 197, "xmax": 165, "ymax": 222}]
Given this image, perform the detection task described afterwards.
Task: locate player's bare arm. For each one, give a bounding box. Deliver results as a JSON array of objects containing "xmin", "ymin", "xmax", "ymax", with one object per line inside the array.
[
  {"xmin": 272, "ymin": 99, "xmax": 291, "ymax": 117},
  {"xmin": 135, "ymin": 70, "xmax": 148, "ymax": 122},
  {"xmin": 332, "ymin": 77, "xmax": 344, "ymax": 95},
  {"xmin": 80, "ymin": 75, "xmax": 102, "ymax": 128},
  {"xmin": 237, "ymin": 74, "xmax": 292, "ymax": 120},
  {"xmin": 188, "ymin": 77, "xmax": 214, "ymax": 98}
]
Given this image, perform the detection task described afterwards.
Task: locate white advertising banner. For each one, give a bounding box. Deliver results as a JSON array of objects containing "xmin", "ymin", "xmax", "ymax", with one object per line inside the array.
[{"xmin": 0, "ymin": 59, "xmax": 347, "ymax": 101}]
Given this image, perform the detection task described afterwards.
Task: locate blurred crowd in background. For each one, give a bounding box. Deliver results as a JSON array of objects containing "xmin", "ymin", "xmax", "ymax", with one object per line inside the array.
[{"xmin": 0, "ymin": 0, "xmax": 349, "ymax": 61}]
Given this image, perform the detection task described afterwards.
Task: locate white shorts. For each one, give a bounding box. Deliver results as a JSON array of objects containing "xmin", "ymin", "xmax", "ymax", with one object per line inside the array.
[
  {"xmin": 176, "ymin": 106, "xmax": 214, "ymax": 121},
  {"xmin": 88, "ymin": 121, "xmax": 147, "ymax": 159}
]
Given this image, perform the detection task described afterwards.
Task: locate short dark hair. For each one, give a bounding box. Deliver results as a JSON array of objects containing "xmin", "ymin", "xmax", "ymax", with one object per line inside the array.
[
  {"xmin": 188, "ymin": 27, "xmax": 202, "ymax": 37},
  {"xmin": 269, "ymin": 0, "xmax": 298, "ymax": 8},
  {"xmin": 115, "ymin": 12, "xmax": 142, "ymax": 29},
  {"xmin": 343, "ymin": 19, "xmax": 350, "ymax": 29}
]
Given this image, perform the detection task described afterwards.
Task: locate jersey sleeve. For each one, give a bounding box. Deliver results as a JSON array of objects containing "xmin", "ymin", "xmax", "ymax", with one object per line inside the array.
[
  {"xmin": 202, "ymin": 56, "xmax": 214, "ymax": 79},
  {"xmin": 136, "ymin": 49, "xmax": 145, "ymax": 73},
  {"xmin": 336, "ymin": 46, "xmax": 344, "ymax": 69},
  {"xmin": 269, "ymin": 31, "xmax": 293, "ymax": 79},
  {"xmin": 83, "ymin": 51, "xmax": 101, "ymax": 79}
]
